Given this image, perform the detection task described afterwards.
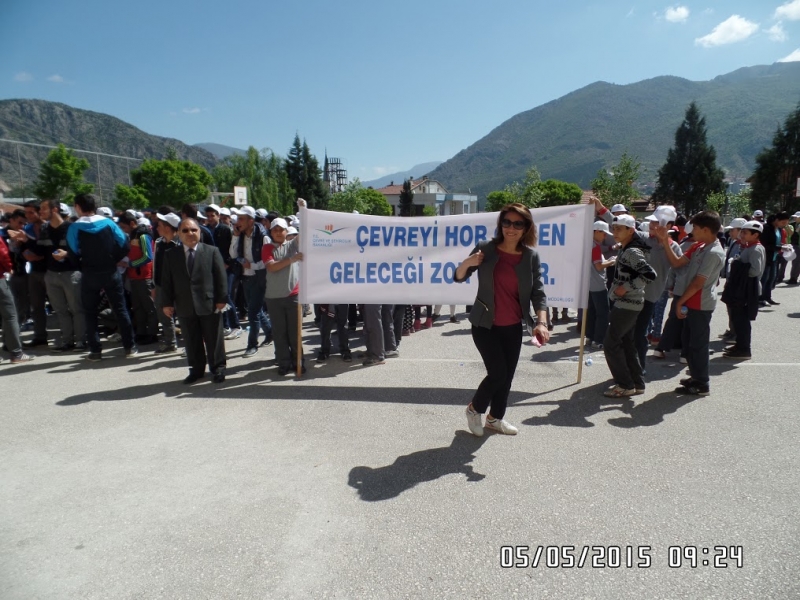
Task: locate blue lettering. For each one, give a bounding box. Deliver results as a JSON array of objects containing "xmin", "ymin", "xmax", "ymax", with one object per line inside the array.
[
  {"xmin": 330, "ymin": 262, "xmax": 342, "ymax": 283},
  {"xmin": 539, "ymin": 224, "xmax": 550, "ymax": 246},
  {"xmin": 356, "ymin": 227, "xmax": 368, "ymax": 249},
  {"xmin": 344, "ymin": 262, "xmax": 354, "ymax": 284},
  {"xmin": 445, "ymin": 226, "xmax": 459, "ymax": 247},
  {"xmin": 538, "ymin": 223, "xmax": 566, "ymax": 246},
  {"xmin": 475, "ymin": 225, "xmax": 488, "ymax": 244},
  {"xmin": 407, "ymin": 227, "xmax": 418, "ymax": 247},
  {"xmin": 442, "ymin": 262, "xmax": 456, "ymax": 284},
  {"xmin": 382, "ymin": 227, "xmax": 393, "ymax": 246},
  {"xmin": 355, "ymin": 262, "xmax": 365, "ymax": 284},
  {"xmin": 540, "ymin": 262, "xmax": 552, "ymax": 285},
  {"xmin": 420, "ymin": 227, "xmax": 432, "ymax": 246},
  {"xmin": 459, "ymin": 227, "xmax": 473, "ymax": 247},
  {"xmin": 369, "ymin": 227, "xmax": 380, "ymax": 247},
  {"xmin": 366, "ymin": 262, "xmax": 377, "ymax": 284},
  {"xmin": 431, "ymin": 262, "xmax": 441, "ymax": 283},
  {"xmin": 404, "ymin": 262, "xmax": 417, "ymax": 283},
  {"xmin": 392, "ymin": 263, "xmax": 402, "ymax": 283},
  {"xmin": 552, "ymin": 223, "xmax": 565, "ymax": 245},
  {"xmin": 378, "ymin": 263, "xmax": 391, "ymax": 284},
  {"xmin": 395, "ymin": 227, "xmax": 407, "ymax": 246}
]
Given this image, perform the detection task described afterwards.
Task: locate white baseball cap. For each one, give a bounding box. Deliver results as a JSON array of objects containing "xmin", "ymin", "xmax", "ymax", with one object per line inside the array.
[
  {"xmin": 653, "ymin": 205, "xmax": 677, "ymax": 225},
  {"xmin": 57, "ymin": 202, "xmax": 71, "ymax": 216},
  {"xmin": 220, "ymin": 207, "xmax": 231, "ymax": 216},
  {"xmin": 256, "ymin": 208, "xmax": 268, "ymax": 218},
  {"xmin": 593, "ymin": 221, "xmax": 610, "ymax": 233},
  {"xmin": 270, "ymin": 217, "xmax": 289, "ymax": 231},
  {"xmin": 238, "ymin": 206, "xmax": 256, "ymax": 218},
  {"xmin": 196, "ymin": 210, "xmax": 207, "ymax": 220},
  {"xmin": 612, "ymin": 214, "xmax": 636, "ymax": 229},
  {"xmin": 157, "ymin": 212, "xmax": 181, "ymax": 229},
  {"xmin": 753, "ymin": 209, "xmax": 764, "ymax": 217},
  {"xmin": 742, "ymin": 220, "xmax": 763, "ymax": 233},
  {"xmin": 230, "ymin": 214, "xmax": 238, "ymax": 224},
  {"xmin": 205, "ymin": 204, "xmax": 221, "ymax": 214},
  {"xmin": 286, "ymin": 226, "xmax": 298, "ymax": 235},
  {"xmin": 229, "ymin": 207, "xmax": 241, "ymax": 215},
  {"xmin": 97, "ymin": 207, "xmax": 113, "ymax": 218},
  {"xmin": 610, "ymin": 204, "xmax": 628, "ymax": 214},
  {"xmin": 725, "ymin": 218, "xmax": 747, "ymax": 231},
  {"xmin": 792, "ymin": 211, "xmax": 800, "ymax": 219},
  {"xmin": 137, "ymin": 217, "xmax": 151, "ymax": 227}
]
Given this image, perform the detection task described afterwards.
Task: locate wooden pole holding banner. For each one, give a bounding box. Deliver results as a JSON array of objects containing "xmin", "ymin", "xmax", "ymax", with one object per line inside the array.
[
  {"xmin": 576, "ymin": 308, "xmax": 588, "ymax": 383},
  {"xmin": 296, "ymin": 300, "xmax": 303, "ymax": 377}
]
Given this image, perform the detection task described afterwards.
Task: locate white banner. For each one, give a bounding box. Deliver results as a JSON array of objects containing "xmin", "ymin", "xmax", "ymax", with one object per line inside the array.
[{"xmin": 298, "ymin": 204, "xmax": 593, "ymax": 309}]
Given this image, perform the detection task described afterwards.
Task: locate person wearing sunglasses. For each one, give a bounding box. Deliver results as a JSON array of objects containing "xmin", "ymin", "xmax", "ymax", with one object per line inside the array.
[{"xmin": 455, "ymin": 203, "xmax": 549, "ymax": 436}]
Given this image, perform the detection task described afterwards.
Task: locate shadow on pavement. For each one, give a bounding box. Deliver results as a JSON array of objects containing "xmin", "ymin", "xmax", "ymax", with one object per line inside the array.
[
  {"xmin": 607, "ymin": 391, "xmax": 702, "ymax": 428},
  {"xmin": 521, "ymin": 381, "xmax": 634, "ymax": 428},
  {"xmin": 348, "ymin": 430, "xmax": 488, "ymax": 501}
]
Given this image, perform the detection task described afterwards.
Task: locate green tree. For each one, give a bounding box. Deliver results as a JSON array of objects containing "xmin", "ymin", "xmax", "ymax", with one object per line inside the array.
[
  {"xmin": 328, "ymin": 179, "xmax": 392, "ymax": 216},
  {"xmin": 398, "ymin": 179, "xmax": 414, "ymax": 216},
  {"xmin": 504, "ymin": 166, "xmax": 543, "ymax": 208},
  {"xmin": 212, "ymin": 147, "xmax": 295, "ymax": 215},
  {"xmin": 113, "ymin": 158, "xmax": 211, "ymax": 210},
  {"xmin": 750, "ymin": 103, "xmax": 800, "ymax": 213},
  {"xmin": 591, "ymin": 152, "xmax": 642, "ymax": 211},
  {"xmin": 285, "ymin": 134, "xmax": 329, "ymax": 209},
  {"xmin": 707, "ymin": 188, "xmax": 753, "ymax": 220},
  {"xmin": 484, "ymin": 190, "xmax": 516, "ymax": 212},
  {"xmin": 651, "ymin": 102, "xmax": 725, "ymax": 215},
  {"xmin": 33, "ymin": 144, "xmax": 94, "ymax": 202},
  {"xmin": 538, "ymin": 179, "xmax": 583, "ymax": 207}
]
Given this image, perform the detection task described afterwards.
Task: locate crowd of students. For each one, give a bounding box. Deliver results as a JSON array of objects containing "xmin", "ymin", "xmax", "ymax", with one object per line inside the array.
[
  {"xmin": 586, "ymin": 199, "xmax": 799, "ymax": 397},
  {"xmin": 1, "ymin": 196, "xmax": 797, "ymax": 397}
]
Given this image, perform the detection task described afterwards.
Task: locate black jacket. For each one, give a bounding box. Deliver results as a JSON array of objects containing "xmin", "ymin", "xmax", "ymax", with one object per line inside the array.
[{"xmin": 721, "ymin": 260, "xmax": 760, "ymax": 320}]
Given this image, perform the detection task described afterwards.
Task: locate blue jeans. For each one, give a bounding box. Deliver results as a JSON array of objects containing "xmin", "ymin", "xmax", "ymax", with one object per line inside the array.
[
  {"xmin": 649, "ymin": 290, "xmax": 669, "ymax": 337},
  {"xmin": 681, "ymin": 309, "xmax": 712, "ymax": 386},
  {"xmin": 586, "ymin": 290, "xmax": 609, "ymax": 344},
  {"xmin": 760, "ymin": 262, "xmax": 777, "ymax": 301},
  {"xmin": 82, "ymin": 271, "xmax": 134, "ymax": 353},
  {"xmin": 224, "ymin": 270, "xmax": 241, "ymax": 330},
  {"xmin": 242, "ymin": 274, "xmax": 271, "ymax": 349}
]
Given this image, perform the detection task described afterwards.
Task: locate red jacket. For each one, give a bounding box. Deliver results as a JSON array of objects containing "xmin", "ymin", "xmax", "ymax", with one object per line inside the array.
[{"xmin": 0, "ymin": 235, "xmax": 13, "ymax": 276}]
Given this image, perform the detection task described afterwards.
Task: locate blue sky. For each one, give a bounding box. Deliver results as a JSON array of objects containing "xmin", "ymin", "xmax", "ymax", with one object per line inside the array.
[{"xmin": 1, "ymin": 0, "xmax": 798, "ymax": 184}]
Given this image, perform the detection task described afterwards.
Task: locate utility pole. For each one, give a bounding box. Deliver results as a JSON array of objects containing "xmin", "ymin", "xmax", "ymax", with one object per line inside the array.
[{"xmin": 16, "ymin": 145, "xmax": 25, "ymax": 200}]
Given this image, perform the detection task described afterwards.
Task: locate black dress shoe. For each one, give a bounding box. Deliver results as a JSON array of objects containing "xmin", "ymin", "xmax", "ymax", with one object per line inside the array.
[
  {"xmin": 212, "ymin": 369, "xmax": 226, "ymax": 383},
  {"xmin": 24, "ymin": 338, "xmax": 48, "ymax": 348},
  {"xmin": 766, "ymin": 299, "xmax": 780, "ymax": 306},
  {"xmin": 183, "ymin": 372, "xmax": 204, "ymax": 384}
]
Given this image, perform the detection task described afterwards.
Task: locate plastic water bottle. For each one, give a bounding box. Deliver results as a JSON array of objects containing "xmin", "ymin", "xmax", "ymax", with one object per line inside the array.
[
  {"xmin": 584, "ymin": 357, "xmax": 594, "ymax": 366},
  {"xmin": 680, "ymin": 306, "xmax": 688, "ymax": 317}
]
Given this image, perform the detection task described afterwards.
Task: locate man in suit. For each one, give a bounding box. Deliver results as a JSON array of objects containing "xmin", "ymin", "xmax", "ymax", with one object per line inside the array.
[{"xmin": 161, "ymin": 218, "xmax": 228, "ymax": 384}]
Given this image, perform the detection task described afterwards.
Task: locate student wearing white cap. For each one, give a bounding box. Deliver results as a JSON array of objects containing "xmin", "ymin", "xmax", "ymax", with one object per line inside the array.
[
  {"xmin": 719, "ymin": 217, "xmax": 748, "ymax": 340},
  {"xmin": 586, "ymin": 221, "xmax": 616, "ymax": 349},
  {"xmin": 602, "ymin": 214, "xmax": 656, "ymax": 398},
  {"xmin": 262, "ymin": 209, "xmax": 305, "ymax": 375},
  {"xmin": 788, "ymin": 211, "xmax": 800, "ymax": 284},
  {"xmin": 721, "ymin": 221, "xmax": 766, "ymax": 359},
  {"xmin": 152, "ymin": 213, "xmax": 181, "ymax": 353}
]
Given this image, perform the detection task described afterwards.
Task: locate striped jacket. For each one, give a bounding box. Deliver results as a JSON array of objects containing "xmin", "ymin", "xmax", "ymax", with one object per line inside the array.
[{"xmin": 608, "ymin": 234, "xmax": 656, "ymax": 311}]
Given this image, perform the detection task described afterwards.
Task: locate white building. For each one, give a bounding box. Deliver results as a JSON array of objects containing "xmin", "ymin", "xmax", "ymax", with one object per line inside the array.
[{"xmin": 375, "ymin": 176, "xmax": 478, "ymax": 216}]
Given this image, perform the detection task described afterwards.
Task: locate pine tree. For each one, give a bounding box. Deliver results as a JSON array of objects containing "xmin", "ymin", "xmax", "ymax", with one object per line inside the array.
[
  {"xmin": 750, "ymin": 103, "xmax": 800, "ymax": 213},
  {"xmin": 398, "ymin": 179, "xmax": 414, "ymax": 216},
  {"xmin": 652, "ymin": 102, "xmax": 725, "ymax": 215},
  {"xmin": 284, "ymin": 134, "xmax": 329, "ymax": 210}
]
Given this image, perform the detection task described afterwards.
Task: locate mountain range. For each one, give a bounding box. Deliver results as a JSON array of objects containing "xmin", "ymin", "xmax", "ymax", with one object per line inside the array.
[
  {"xmin": 428, "ymin": 62, "xmax": 800, "ymax": 198},
  {"xmin": 2, "ymin": 62, "xmax": 799, "ymax": 201},
  {"xmin": 0, "ymin": 99, "xmax": 218, "ymax": 197},
  {"xmin": 362, "ymin": 162, "xmax": 442, "ymax": 189}
]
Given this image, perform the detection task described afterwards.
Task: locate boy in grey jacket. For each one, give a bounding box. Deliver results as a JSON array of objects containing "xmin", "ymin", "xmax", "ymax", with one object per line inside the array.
[{"xmin": 603, "ymin": 215, "xmax": 657, "ymax": 398}]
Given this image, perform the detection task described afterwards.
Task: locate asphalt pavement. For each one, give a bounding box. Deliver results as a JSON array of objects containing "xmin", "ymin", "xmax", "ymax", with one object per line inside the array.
[{"xmin": 1, "ymin": 286, "xmax": 799, "ymax": 599}]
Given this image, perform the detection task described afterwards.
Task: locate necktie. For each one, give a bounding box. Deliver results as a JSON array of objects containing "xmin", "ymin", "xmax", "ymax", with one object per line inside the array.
[{"xmin": 187, "ymin": 248, "xmax": 195, "ymax": 274}]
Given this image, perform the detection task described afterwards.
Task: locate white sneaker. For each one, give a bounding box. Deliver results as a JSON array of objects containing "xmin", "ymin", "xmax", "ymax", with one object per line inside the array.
[
  {"xmin": 652, "ymin": 350, "xmax": 665, "ymax": 359},
  {"xmin": 465, "ymin": 406, "xmax": 484, "ymax": 437},
  {"xmin": 485, "ymin": 417, "xmax": 519, "ymax": 435},
  {"xmin": 222, "ymin": 328, "xmax": 232, "ymax": 337},
  {"xmin": 225, "ymin": 327, "xmax": 243, "ymax": 340},
  {"xmin": 107, "ymin": 333, "xmax": 122, "ymax": 342}
]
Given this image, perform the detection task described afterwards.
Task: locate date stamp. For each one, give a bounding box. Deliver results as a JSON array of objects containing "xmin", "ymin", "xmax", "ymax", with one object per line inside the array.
[{"xmin": 499, "ymin": 545, "xmax": 743, "ymax": 569}]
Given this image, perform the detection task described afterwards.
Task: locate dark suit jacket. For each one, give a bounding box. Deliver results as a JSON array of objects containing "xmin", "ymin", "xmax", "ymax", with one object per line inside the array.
[{"xmin": 161, "ymin": 243, "xmax": 228, "ymax": 318}]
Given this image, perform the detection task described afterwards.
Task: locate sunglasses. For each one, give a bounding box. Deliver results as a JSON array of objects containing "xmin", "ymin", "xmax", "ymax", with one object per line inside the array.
[
  {"xmin": 500, "ymin": 218, "xmax": 527, "ymax": 230},
  {"xmin": 181, "ymin": 228, "xmax": 199, "ymax": 233}
]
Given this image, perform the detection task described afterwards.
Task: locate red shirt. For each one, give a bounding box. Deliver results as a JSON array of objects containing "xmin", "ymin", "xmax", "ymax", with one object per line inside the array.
[
  {"xmin": 262, "ymin": 243, "xmax": 299, "ymax": 296},
  {"xmin": 682, "ymin": 241, "xmax": 706, "ymax": 310},
  {"xmin": 0, "ymin": 235, "xmax": 12, "ymax": 276},
  {"xmin": 493, "ymin": 249, "xmax": 523, "ymax": 326}
]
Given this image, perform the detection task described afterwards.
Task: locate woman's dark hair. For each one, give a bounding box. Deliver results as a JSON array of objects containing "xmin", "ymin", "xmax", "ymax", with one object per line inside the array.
[{"xmin": 493, "ymin": 203, "xmax": 537, "ymax": 248}]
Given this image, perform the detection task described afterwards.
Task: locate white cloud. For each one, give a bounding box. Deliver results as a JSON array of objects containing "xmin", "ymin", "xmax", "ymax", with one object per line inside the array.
[
  {"xmin": 665, "ymin": 6, "xmax": 690, "ymax": 23},
  {"xmin": 13, "ymin": 72, "xmax": 33, "ymax": 82},
  {"xmin": 775, "ymin": 0, "xmax": 800, "ymax": 21},
  {"xmin": 778, "ymin": 48, "xmax": 800, "ymax": 61},
  {"xmin": 702, "ymin": 8, "xmax": 714, "ymax": 15},
  {"xmin": 695, "ymin": 15, "xmax": 759, "ymax": 47},
  {"xmin": 371, "ymin": 166, "xmax": 399, "ymax": 177},
  {"xmin": 182, "ymin": 107, "xmax": 202, "ymax": 114},
  {"xmin": 626, "ymin": 7, "xmax": 635, "ymax": 18},
  {"xmin": 767, "ymin": 22, "xmax": 788, "ymax": 42},
  {"xmin": 47, "ymin": 74, "xmax": 65, "ymax": 83}
]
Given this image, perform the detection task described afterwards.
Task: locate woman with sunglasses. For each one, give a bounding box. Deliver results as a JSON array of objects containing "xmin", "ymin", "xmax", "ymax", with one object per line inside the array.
[{"xmin": 455, "ymin": 203, "xmax": 549, "ymax": 436}]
